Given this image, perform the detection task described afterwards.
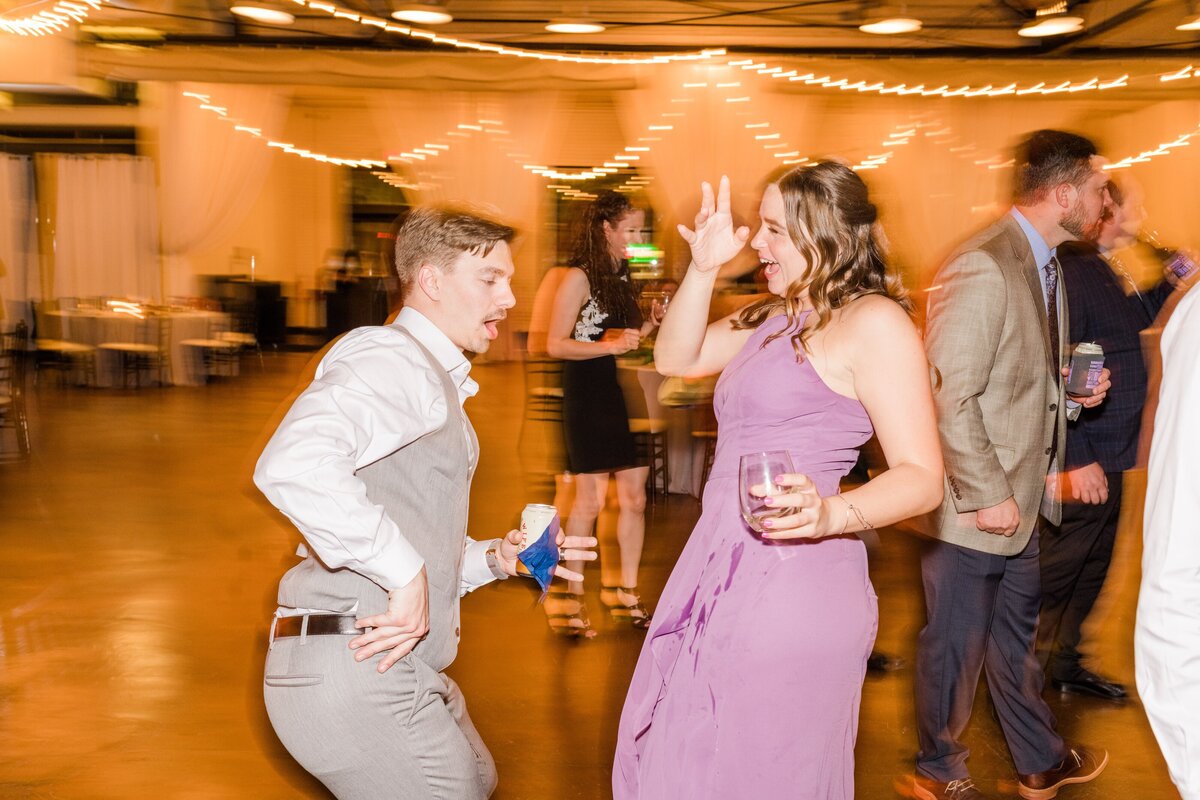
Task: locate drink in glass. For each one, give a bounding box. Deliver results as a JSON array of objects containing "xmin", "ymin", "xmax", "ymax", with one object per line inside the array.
[{"xmin": 739, "ymin": 451, "xmax": 795, "ymax": 533}]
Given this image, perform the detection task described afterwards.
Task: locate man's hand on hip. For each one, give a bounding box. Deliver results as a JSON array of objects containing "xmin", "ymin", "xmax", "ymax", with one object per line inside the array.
[
  {"xmin": 351, "ymin": 566, "xmax": 429, "ymax": 674},
  {"xmin": 975, "ymin": 496, "xmax": 1020, "ymax": 536},
  {"xmin": 1066, "ymin": 462, "xmax": 1108, "ymax": 504}
]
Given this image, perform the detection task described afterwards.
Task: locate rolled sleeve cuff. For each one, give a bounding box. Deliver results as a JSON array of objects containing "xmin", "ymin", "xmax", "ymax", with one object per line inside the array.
[
  {"xmin": 367, "ymin": 537, "xmax": 426, "ymax": 592},
  {"xmin": 460, "ymin": 537, "xmax": 499, "ymax": 595}
]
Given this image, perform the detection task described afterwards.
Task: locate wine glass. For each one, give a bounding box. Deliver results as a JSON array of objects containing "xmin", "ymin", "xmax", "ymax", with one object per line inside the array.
[{"xmin": 739, "ymin": 450, "xmax": 795, "ymax": 533}]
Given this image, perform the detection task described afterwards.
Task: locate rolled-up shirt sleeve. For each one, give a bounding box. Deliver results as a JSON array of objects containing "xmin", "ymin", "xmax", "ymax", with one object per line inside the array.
[
  {"xmin": 460, "ymin": 537, "xmax": 500, "ymax": 596},
  {"xmin": 254, "ymin": 327, "xmax": 444, "ymax": 592}
]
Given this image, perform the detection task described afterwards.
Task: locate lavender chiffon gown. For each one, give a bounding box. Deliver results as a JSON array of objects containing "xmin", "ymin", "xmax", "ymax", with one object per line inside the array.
[{"xmin": 614, "ymin": 312, "xmax": 877, "ymax": 800}]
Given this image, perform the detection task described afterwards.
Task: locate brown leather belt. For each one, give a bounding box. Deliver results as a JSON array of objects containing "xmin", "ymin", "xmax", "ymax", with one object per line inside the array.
[{"xmin": 273, "ymin": 614, "xmax": 363, "ymax": 638}]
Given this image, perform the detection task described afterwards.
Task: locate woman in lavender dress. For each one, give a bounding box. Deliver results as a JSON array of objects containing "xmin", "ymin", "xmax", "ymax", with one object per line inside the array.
[{"xmin": 614, "ymin": 163, "xmax": 944, "ymax": 799}]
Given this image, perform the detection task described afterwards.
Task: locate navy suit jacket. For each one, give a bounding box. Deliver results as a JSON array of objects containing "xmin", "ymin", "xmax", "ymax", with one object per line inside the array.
[{"xmin": 1058, "ymin": 241, "xmax": 1173, "ymax": 473}]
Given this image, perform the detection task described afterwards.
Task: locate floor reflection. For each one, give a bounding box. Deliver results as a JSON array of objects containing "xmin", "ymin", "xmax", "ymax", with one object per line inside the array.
[{"xmin": 0, "ymin": 354, "xmax": 1177, "ymax": 798}]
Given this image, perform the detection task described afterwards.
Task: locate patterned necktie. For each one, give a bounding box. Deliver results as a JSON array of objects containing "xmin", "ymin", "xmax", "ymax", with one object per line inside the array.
[
  {"xmin": 1044, "ymin": 257, "xmax": 1061, "ymax": 466},
  {"xmin": 1044, "ymin": 257, "xmax": 1060, "ymax": 370}
]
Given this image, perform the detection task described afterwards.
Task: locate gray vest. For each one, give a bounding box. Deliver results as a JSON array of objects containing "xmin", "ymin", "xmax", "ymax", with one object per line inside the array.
[{"xmin": 277, "ymin": 326, "xmax": 478, "ymax": 672}]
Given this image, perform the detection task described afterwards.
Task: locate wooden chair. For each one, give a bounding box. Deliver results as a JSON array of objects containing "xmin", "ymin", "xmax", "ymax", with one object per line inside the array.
[
  {"xmin": 1, "ymin": 321, "xmax": 32, "ymax": 458},
  {"xmin": 180, "ymin": 317, "xmax": 240, "ymax": 383},
  {"xmin": 519, "ymin": 357, "xmax": 566, "ymax": 500},
  {"xmin": 31, "ymin": 301, "xmax": 96, "ymax": 387},
  {"xmin": 524, "ymin": 357, "xmax": 564, "ymax": 423},
  {"xmin": 98, "ymin": 315, "xmax": 170, "ymax": 388},
  {"xmin": 221, "ymin": 299, "xmax": 263, "ymax": 370},
  {"xmin": 690, "ymin": 404, "xmax": 719, "ymax": 496},
  {"xmin": 630, "ymin": 417, "xmax": 669, "ymax": 504}
]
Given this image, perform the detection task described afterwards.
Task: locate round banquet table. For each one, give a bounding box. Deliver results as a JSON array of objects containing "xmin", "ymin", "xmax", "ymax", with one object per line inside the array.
[{"xmin": 50, "ymin": 309, "xmax": 231, "ymax": 387}]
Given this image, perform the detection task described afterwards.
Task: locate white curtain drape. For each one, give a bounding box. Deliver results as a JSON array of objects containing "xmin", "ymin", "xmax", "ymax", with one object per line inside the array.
[
  {"xmin": 35, "ymin": 154, "xmax": 161, "ymax": 301},
  {"xmin": 149, "ymin": 82, "xmax": 290, "ymax": 297},
  {"xmin": 0, "ymin": 155, "xmax": 36, "ymax": 325},
  {"xmin": 370, "ymin": 90, "xmax": 561, "ymax": 358}
]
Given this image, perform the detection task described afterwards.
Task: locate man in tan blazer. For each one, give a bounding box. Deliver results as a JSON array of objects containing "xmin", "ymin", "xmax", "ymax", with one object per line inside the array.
[{"xmin": 914, "ymin": 130, "xmax": 1113, "ymax": 800}]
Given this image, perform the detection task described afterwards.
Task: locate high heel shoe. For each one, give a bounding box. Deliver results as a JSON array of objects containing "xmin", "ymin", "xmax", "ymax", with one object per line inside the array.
[
  {"xmin": 600, "ymin": 586, "xmax": 652, "ymax": 630},
  {"xmin": 544, "ymin": 590, "xmax": 596, "ymax": 639}
]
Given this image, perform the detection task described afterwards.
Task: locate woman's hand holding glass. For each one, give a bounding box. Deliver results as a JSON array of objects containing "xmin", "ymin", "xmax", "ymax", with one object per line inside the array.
[
  {"xmin": 745, "ymin": 469, "xmax": 846, "ymax": 540},
  {"xmin": 678, "ymin": 175, "xmax": 750, "ymax": 273},
  {"xmin": 756, "ymin": 474, "xmax": 845, "ymax": 539},
  {"xmin": 600, "ymin": 327, "xmax": 641, "ymax": 355}
]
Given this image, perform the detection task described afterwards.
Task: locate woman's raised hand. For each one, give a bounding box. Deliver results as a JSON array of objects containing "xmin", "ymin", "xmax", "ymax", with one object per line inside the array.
[{"xmin": 678, "ymin": 175, "xmax": 750, "ymax": 273}]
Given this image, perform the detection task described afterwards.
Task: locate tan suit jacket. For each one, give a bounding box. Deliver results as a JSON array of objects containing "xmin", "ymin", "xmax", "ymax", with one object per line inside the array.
[{"xmin": 923, "ymin": 213, "xmax": 1069, "ymax": 556}]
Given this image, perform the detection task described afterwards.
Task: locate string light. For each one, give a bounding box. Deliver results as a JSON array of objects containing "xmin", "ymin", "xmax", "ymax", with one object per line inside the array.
[
  {"xmin": 1, "ymin": 0, "xmax": 102, "ymax": 36},
  {"xmin": 185, "ymin": 91, "xmax": 387, "ymax": 168},
  {"xmin": 1105, "ymin": 126, "xmax": 1200, "ymax": 170},
  {"xmin": 722, "ymin": 55, "xmax": 1200, "ymax": 99},
  {"xmin": 281, "ymin": 0, "xmax": 724, "ymax": 66},
  {"xmin": 1160, "ymin": 65, "xmax": 1200, "ymax": 82}
]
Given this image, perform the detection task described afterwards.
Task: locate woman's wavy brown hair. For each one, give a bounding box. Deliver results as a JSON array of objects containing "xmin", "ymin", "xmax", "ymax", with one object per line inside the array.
[
  {"xmin": 568, "ymin": 190, "xmax": 639, "ymax": 319},
  {"xmin": 732, "ymin": 160, "xmax": 911, "ymax": 361}
]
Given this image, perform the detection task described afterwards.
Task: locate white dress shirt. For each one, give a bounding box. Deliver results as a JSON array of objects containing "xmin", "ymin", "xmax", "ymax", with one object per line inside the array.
[
  {"xmin": 255, "ymin": 307, "xmax": 499, "ymax": 610},
  {"xmin": 1137, "ymin": 288, "xmax": 1200, "ymax": 800}
]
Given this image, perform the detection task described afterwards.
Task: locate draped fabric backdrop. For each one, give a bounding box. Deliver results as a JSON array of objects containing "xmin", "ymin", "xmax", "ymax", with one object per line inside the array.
[
  {"xmin": 371, "ymin": 89, "xmax": 561, "ymax": 359},
  {"xmin": 146, "ymin": 82, "xmax": 290, "ymax": 298},
  {"xmin": 0, "ymin": 155, "xmax": 36, "ymax": 325},
  {"xmin": 35, "ymin": 154, "xmax": 160, "ymax": 301},
  {"xmin": 614, "ymin": 61, "xmax": 1200, "ymax": 298},
  {"xmin": 16, "ymin": 55, "xmax": 1200, "ymax": 339}
]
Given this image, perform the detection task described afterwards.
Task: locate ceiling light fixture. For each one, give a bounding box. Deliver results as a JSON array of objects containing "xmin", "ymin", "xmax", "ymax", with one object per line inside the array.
[
  {"xmin": 229, "ymin": 3, "xmax": 295, "ymax": 25},
  {"xmin": 1019, "ymin": 3, "xmax": 1083, "ymax": 37},
  {"xmin": 391, "ymin": 3, "xmax": 454, "ymax": 25},
  {"xmin": 859, "ymin": 17, "xmax": 922, "ymax": 35},
  {"xmin": 545, "ymin": 19, "xmax": 606, "ymax": 34}
]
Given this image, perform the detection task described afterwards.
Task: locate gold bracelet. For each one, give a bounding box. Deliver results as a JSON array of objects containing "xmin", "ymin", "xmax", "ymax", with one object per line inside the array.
[
  {"xmin": 844, "ymin": 500, "xmax": 872, "ymax": 532},
  {"xmin": 836, "ymin": 494, "xmax": 852, "ymax": 535}
]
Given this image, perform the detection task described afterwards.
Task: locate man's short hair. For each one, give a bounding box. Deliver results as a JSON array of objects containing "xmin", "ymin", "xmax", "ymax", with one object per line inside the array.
[
  {"xmin": 1013, "ymin": 129, "xmax": 1099, "ymax": 205},
  {"xmin": 394, "ymin": 206, "xmax": 516, "ymax": 297}
]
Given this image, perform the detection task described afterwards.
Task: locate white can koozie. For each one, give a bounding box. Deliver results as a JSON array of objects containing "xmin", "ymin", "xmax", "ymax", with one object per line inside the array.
[{"xmin": 519, "ymin": 503, "xmax": 559, "ymax": 552}]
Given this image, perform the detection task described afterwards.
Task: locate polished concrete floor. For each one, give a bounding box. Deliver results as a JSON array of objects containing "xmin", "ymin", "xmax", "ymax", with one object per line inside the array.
[{"xmin": 0, "ymin": 352, "xmax": 1180, "ymax": 799}]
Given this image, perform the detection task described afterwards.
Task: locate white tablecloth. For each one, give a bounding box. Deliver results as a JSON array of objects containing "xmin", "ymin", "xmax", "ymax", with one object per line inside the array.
[
  {"xmin": 617, "ymin": 362, "xmax": 713, "ymax": 497},
  {"xmin": 52, "ymin": 310, "xmax": 230, "ymax": 387}
]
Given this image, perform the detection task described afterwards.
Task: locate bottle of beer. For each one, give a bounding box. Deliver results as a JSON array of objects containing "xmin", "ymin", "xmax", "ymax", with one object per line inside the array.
[{"xmin": 1141, "ymin": 230, "xmax": 1197, "ymax": 280}]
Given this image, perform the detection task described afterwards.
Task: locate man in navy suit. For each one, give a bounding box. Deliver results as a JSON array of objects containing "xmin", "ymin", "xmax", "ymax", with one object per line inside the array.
[{"xmin": 1040, "ymin": 178, "xmax": 1190, "ymax": 700}]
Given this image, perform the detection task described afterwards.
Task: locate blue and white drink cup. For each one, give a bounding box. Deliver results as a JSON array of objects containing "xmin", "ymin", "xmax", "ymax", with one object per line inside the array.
[{"xmin": 517, "ymin": 503, "xmax": 560, "ymax": 594}]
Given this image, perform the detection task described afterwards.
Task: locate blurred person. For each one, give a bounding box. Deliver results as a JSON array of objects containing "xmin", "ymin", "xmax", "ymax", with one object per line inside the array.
[
  {"xmin": 254, "ymin": 206, "xmax": 596, "ymax": 800},
  {"xmin": 614, "ymin": 166, "xmax": 943, "ymax": 798},
  {"xmin": 1136, "ymin": 286, "xmax": 1200, "ymax": 800},
  {"xmin": 1039, "ymin": 178, "xmax": 1191, "ymax": 702},
  {"xmin": 916, "ymin": 130, "xmax": 1113, "ymax": 800},
  {"xmin": 518, "ymin": 266, "xmax": 570, "ymax": 503},
  {"xmin": 545, "ymin": 191, "xmax": 661, "ymax": 638}
]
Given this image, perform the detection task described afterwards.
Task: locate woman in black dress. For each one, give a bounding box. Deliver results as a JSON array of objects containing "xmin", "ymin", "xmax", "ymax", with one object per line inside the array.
[{"xmin": 545, "ymin": 191, "xmax": 661, "ymax": 637}]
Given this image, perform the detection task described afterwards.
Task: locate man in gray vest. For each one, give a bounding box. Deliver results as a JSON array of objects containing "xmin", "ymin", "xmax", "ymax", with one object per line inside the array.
[{"xmin": 255, "ymin": 206, "xmax": 596, "ymax": 800}]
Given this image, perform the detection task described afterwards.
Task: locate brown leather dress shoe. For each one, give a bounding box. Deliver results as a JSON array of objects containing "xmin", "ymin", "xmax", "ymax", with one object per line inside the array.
[
  {"xmin": 1017, "ymin": 745, "xmax": 1108, "ymax": 799},
  {"xmin": 912, "ymin": 775, "xmax": 993, "ymax": 800}
]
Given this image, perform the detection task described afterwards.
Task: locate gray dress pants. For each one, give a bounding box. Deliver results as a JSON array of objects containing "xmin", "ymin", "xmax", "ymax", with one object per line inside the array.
[
  {"xmin": 914, "ymin": 524, "xmax": 1066, "ymax": 781},
  {"xmin": 265, "ymin": 632, "xmax": 497, "ymax": 800}
]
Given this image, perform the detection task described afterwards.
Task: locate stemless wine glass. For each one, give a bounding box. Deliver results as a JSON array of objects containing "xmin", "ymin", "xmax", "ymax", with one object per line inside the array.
[
  {"xmin": 654, "ymin": 292, "xmax": 670, "ymax": 320},
  {"xmin": 739, "ymin": 450, "xmax": 795, "ymax": 533}
]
